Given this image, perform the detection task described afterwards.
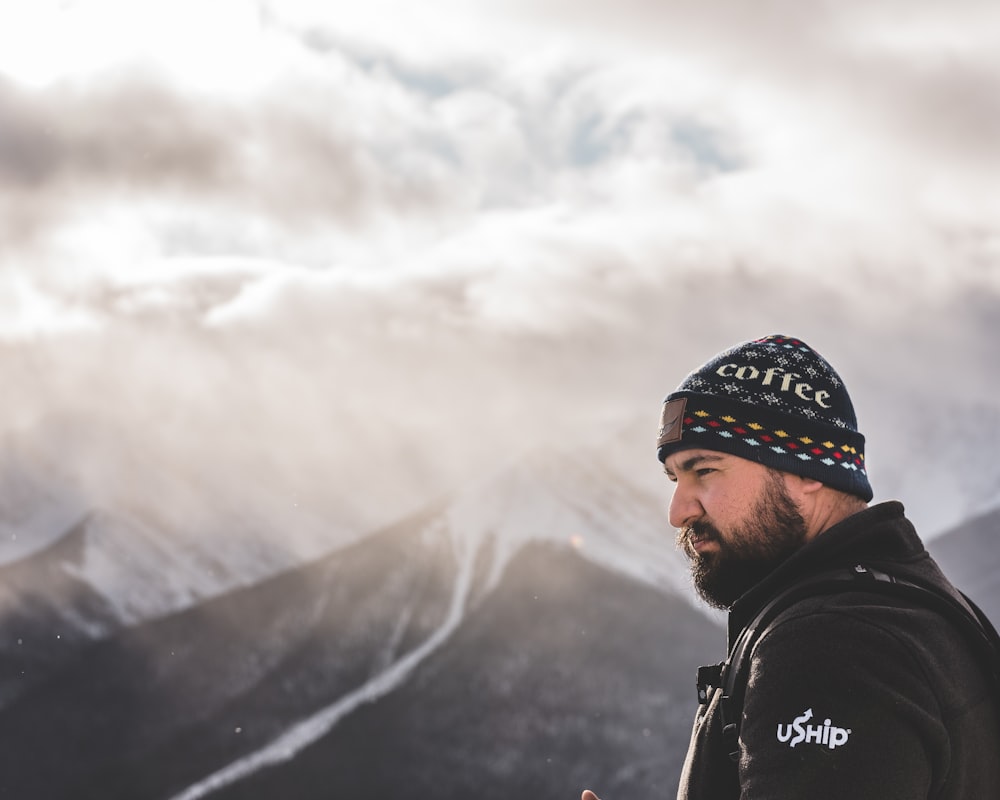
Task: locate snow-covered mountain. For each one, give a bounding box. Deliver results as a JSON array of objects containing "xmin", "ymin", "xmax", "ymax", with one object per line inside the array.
[
  {"xmin": 2, "ymin": 426, "xmax": 997, "ymax": 799},
  {"xmin": 927, "ymin": 505, "xmax": 1000, "ymax": 624},
  {"xmin": 0, "ymin": 437, "xmax": 702, "ymax": 705},
  {"xmin": 864, "ymin": 397, "xmax": 1000, "ymax": 538},
  {"xmin": 0, "ymin": 438, "xmax": 717, "ymax": 800},
  {"xmin": 0, "ymin": 475, "xmax": 723, "ymax": 800},
  {"xmin": 0, "ymin": 432, "xmax": 88, "ymax": 564},
  {"xmin": 430, "ymin": 444, "xmax": 695, "ymax": 596},
  {"xmin": 0, "ymin": 497, "xmax": 352, "ymax": 709}
]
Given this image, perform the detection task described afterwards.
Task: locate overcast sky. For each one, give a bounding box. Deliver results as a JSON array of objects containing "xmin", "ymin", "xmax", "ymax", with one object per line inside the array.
[{"xmin": 2, "ymin": 0, "xmax": 999, "ymax": 560}]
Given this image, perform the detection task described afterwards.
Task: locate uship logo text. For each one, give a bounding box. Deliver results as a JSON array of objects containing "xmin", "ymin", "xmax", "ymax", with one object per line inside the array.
[{"xmin": 776, "ymin": 708, "xmax": 852, "ymax": 750}]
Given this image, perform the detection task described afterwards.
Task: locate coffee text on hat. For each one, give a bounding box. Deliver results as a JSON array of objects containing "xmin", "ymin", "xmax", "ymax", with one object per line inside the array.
[{"xmin": 715, "ymin": 363, "xmax": 832, "ymax": 408}]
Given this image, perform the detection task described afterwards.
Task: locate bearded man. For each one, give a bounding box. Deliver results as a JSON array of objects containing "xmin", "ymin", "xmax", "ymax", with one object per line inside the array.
[{"xmin": 583, "ymin": 334, "xmax": 1000, "ymax": 800}]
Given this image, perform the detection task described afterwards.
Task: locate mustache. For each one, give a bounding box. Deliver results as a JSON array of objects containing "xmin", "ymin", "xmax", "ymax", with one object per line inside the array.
[{"xmin": 676, "ymin": 520, "xmax": 721, "ymax": 554}]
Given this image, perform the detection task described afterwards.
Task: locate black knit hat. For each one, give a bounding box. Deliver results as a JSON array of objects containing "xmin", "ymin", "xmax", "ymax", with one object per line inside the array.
[{"xmin": 656, "ymin": 334, "xmax": 872, "ymax": 501}]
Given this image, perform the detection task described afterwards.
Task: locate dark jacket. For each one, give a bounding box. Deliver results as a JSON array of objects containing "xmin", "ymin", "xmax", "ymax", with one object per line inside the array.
[{"xmin": 676, "ymin": 501, "xmax": 1000, "ymax": 800}]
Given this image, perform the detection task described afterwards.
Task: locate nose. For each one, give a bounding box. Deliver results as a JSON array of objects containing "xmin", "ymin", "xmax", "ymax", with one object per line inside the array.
[{"xmin": 668, "ymin": 479, "xmax": 703, "ymax": 529}]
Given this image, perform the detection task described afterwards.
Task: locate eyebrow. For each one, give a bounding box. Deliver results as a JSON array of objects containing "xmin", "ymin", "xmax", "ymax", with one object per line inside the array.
[{"xmin": 664, "ymin": 453, "xmax": 725, "ymax": 476}]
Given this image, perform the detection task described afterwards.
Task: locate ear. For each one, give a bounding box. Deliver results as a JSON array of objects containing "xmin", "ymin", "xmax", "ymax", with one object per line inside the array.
[{"xmin": 782, "ymin": 472, "xmax": 825, "ymax": 500}]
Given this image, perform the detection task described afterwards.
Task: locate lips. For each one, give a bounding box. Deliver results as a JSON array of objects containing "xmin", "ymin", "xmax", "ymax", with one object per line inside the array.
[
  {"xmin": 690, "ymin": 536, "xmax": 718, "ymax": 554},
  {"xmin": 684, "ymin": 526, "xmax": 719, "ymax": 555},
  {"xmin": 677, "ymin": 523, "xmax": 722, "ymax": 560}
]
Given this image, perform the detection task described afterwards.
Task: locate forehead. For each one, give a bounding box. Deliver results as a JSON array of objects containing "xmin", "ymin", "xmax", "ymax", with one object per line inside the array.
[{"xmin": 662, "ymin": 448, "xmax": 743, "ymax": 473}]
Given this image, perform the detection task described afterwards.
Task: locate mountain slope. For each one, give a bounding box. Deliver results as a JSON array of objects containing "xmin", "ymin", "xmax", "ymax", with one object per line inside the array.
[
  {"xmin": 0, "ymin": 507, "xmax": 305, "ymax": 709},
  {"xmin": 199, "ymin": 541, "xmax": 721, "ymax": 800},
  {"xmin": 927, "ymin": 505, "xmax": 1000, "ymax": 623},
  {"xmin": 0, "ymin": 490, "xmax": 720, "ymax": 800},
  {"xmin": 0, "ymin": 442, "xmax": 721, "ymax": 800},
  {"xmin": 0, "ymin": 502, "xmax": 469, "ymax": 800},
  {"xmin": 0, "ymin": 513, "xmax": 120, "ymax": 707}
]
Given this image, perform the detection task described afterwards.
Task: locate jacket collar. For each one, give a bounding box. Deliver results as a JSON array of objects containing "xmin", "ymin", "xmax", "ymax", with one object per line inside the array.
[{"xmin": 726, "ymin": 500, "xmax": 927, "ymax": 645}]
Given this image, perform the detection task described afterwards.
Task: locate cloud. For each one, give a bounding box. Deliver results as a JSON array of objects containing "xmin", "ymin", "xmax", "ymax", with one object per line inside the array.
[
  {"xmin": 0, "ymin": 75, "xmax": 465, "ymax": 254},
  {"xmin": 0, "ymin": 40, "xmax": 756, "ymax": 282},
  {"xmin": 0, "ymin": 0, "xmax": 999, "ymax": 557},
  {"xmin": 1, "ymin": 221, "xmax": 998, "ymax": 567},
  {"xmin": 7, "ymin": 1, "xmax": 996, "ymax": 285},
  {"xmin": 0, "ymin": 78, "xmax": 229, "ymax": 188}
]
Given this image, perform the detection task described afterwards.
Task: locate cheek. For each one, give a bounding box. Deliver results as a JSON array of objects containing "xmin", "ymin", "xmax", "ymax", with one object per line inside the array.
[{"xmin": 701, "ymin": 486, "xmax": 741, "ymax": 523}]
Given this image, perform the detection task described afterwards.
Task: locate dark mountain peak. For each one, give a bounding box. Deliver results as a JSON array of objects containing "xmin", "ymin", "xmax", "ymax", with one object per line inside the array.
[
  {"xmin": 11, "ymin": 509, "xmax": 95, "ymax": 567},
  {"xmin": 927, "ymin": 504, "xmax": 1000, "ymax": 621},
  {"xmin": 0, "ymin": 495, "xmax": 720, "ymax": 800},
  {"xmin": 194, "ymin": 537, "xmax": 722, "ymax": 800}
]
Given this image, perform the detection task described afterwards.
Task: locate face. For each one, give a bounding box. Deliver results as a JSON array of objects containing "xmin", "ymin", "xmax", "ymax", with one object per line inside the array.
[{"xmin": 663, "ymin": 449, "xmax": 808, "ymax": 609}]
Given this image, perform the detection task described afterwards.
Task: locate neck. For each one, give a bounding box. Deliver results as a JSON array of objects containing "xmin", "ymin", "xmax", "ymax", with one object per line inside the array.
[{"xmin": 803, "ymin": 489, "xmax": 867, "ymax": 542}]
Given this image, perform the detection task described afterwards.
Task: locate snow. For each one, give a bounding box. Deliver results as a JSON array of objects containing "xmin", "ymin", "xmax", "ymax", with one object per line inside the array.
[
  {"xmin": 166, "ymin": 514, "xmax": 480, "ymax": 800},
  {"xmin": 0, "ymin": 442, "xmax": 86, "ymax": 566},
  {"xmin": 164, "ymin": 441, "xmax": 709, "ymax": 799},
  {"xmin": 441, "ymin": 445, "xmax": 694, "ymax": 599},
  {"xmin": 0, "ymin": 500, "xmax": 83, "ymax": 565}
]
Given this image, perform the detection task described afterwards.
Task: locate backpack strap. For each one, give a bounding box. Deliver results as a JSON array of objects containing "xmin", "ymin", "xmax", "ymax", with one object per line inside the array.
[{"xmin": 715, "ymin": 563, "xmax": 1000, "ymax": 763}]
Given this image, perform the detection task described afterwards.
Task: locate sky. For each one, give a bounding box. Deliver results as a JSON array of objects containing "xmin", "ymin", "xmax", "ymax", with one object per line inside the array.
[{"xmin": 2, "ymin": 0, "xmax": 1000, "ymax": 563}]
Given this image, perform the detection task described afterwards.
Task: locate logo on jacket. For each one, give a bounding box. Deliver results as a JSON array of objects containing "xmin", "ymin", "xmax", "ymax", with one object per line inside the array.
[{"xmin": 776, "ymin": 708, "xmax": 851, "ymax": 750}]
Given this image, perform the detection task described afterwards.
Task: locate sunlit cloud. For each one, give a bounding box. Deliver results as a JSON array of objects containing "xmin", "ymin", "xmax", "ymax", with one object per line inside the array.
[
  {"xmin": 0, "ymin": 272, "xmax": 101, "ymax": 339},
  {"xmin": 0, "ymin": 0, "xmax": 998, "ymax": 565}
]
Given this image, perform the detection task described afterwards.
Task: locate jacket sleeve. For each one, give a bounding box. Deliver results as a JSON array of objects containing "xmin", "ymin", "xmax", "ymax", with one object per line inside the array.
[{"xmin": 736, "ymin": 606, "xmax": 948, "ymax": 800}]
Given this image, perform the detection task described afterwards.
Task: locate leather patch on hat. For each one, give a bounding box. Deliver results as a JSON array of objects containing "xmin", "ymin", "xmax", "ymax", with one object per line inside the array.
[{"xmin": 657, "ymin": 397, "xmax": 687, "ymax": 447}]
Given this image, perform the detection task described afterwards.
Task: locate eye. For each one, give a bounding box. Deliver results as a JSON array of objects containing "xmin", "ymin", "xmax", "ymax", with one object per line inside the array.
[{"xmin": 696, "ymin": 468, "xmax": 716, "ymax": 477}]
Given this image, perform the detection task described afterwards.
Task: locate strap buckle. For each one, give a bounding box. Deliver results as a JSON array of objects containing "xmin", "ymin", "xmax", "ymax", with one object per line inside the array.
[{"xmin": 696, "ymin": 662, "xmax": 724, "ymax": 705}]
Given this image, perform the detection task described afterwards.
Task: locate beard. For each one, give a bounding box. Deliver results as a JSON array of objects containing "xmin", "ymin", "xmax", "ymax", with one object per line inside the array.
[{"xmin": 676, "ymin": 470, "xmax": 808, "ymax": 610}]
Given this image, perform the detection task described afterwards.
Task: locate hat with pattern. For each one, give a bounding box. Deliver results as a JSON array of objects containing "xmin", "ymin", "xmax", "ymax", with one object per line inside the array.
[{"xmin": 656, "ymin": 334, "xmax": 872, "ymax": 501}]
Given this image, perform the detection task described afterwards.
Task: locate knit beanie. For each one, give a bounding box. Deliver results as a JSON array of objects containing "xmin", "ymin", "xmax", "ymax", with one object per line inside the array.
[{"xmin": 656, "ymin": 334, "xmax": 872, "ymax": 501}]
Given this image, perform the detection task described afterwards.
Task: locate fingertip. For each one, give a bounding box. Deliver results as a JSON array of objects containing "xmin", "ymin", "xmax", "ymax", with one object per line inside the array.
[{"xmin": 581, "ymin": 790, "xmax": 601, "ymax": 800}]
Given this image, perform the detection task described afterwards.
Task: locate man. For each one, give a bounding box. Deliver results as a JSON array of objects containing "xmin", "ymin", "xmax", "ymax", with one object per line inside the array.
[{"xmin": 583, "ymin": 334, "xmax": 1000, "ymax": 800}]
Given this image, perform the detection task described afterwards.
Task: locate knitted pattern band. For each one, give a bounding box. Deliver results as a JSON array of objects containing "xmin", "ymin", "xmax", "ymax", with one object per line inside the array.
[{"xmin": 657, "ymin": 334, "xmax": 873, "ymax": 501}]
